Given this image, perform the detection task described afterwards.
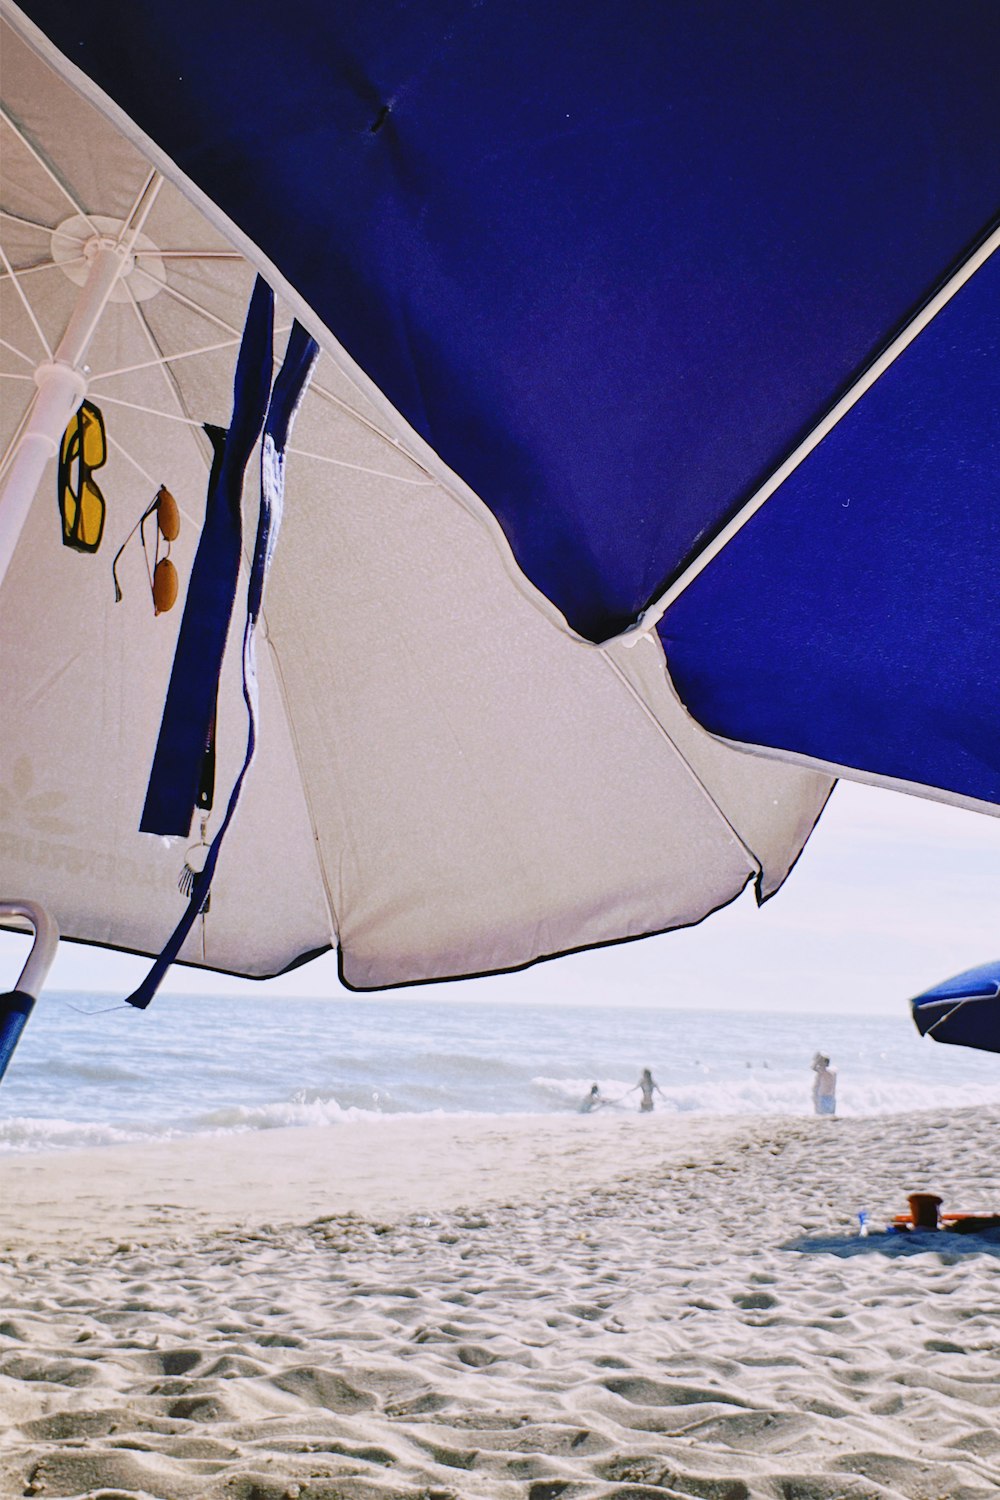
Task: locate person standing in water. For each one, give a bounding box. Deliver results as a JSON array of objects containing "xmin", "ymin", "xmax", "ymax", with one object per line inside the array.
[
  {"xmin": 579, "ymin": 1083, "xmax": 603, "ymax": 1113},
  {"xmin": 811, "ymin": 1053, "xmax": 837, "ymax": 1116},
  {"xmin": 632, "ymin": 1068, "xmax": 664, "ymax": 1113}
]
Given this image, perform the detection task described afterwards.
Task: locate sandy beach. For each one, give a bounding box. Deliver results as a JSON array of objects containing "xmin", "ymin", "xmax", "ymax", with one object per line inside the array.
[{"xmin": 3, "ymin": 1107, "xmax": 1000, "ymax": 1499}]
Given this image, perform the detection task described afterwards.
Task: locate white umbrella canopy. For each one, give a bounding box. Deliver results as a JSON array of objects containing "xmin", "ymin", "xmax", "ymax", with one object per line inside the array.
[{"xmin": 0, "ymin": 13, "xmax": 832, "ymax": 993}]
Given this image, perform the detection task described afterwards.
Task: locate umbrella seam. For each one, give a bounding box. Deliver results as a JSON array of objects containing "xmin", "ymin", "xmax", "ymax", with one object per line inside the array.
[
  {"xmin": 0, "ymin": 97, "xmax": 98, "ymax": 235},
  {"xmin": 259, "ymin": 626, "xmax": 343, "ymax": 948},
  {"xmin": 705, "ymin": 735, "xmax": 1000, "ymax": 824},
  {"xmin": 598, "ymin": 642, "xmax": 760, "ymax": 878},
  {"xmin": 119, "ymin": 274, "xmax": 218, "ymax": 481},
  {"xmin": 925, "ymin": 999, "xmax": 980, "ymax": 1037},
  {"xmin": 619, "ymin": 218, "xmax": 1000, "ymax": 646}
]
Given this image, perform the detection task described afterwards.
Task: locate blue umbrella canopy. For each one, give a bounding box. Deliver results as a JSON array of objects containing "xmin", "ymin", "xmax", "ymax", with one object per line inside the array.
[
  {"xmin": 11, "ymin": 0, "xmax": 1000, "ymax": 817},
  {"xmin": 2, "ymin": 0, "xmax": 1000, "ymax": 1010},
  {"xmin": 0, "ymin": 4, "xmax": 835, "ymax": 1004},
  {"xmin": 911, "ymin": 963, "xmax": 1000, "ymax": 1054}
]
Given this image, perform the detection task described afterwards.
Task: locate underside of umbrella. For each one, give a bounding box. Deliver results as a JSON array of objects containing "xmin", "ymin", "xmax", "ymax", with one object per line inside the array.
[
  {"xmin": 911, "ymin": 962, "xmax": 1000, "ymax": 1054},
  {"xmin": 6, "ymin": 0, "xmax": 1000, "ymax": 828},
  {"xmin": 0, "ymin": 10, "xmax": 833, "ymax": 989}
]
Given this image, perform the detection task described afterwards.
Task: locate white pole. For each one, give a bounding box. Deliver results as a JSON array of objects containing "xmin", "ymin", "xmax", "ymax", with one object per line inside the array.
[
  {"xmin": 0, "ymin": 899, "xmax": 59, "ymax": 1085},
  {"xmin": 0, "ymin": 900, "xmax": 60, "ymax": 1001},
  {"xmin": 0, "ymin": 241, "xmax": 130, "ymax": 590}
]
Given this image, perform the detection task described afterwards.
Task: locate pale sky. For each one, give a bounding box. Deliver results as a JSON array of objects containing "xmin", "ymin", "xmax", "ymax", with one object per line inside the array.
[{"xmin": 2, "ymin": 777, "xmax": 998, "ymax": 1015}]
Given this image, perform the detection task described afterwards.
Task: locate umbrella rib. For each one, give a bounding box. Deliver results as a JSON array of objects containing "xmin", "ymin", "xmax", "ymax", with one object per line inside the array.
[
  {"xmin": 89, "ymin": 330, "xmax": 301, "ymax": 383},
  {"xmin": 106, "ymin": 278, "xmax": 218, "ymax": 529},
  {"xmin": 93, "ymin": 393, "xmax": 204, "ymax": 426},
  {"xmin": 923, "ymin": 990, "xmax": 1000, "ymax": 1036},
  {"xmin": 137, "ymin": 249, "xmax": 244, "ymax": 260},
  {"xmin": 99, "ymin": 371, "xmax": 204, "ymax": 535},
  {"xmin": 304, "ymin": 377, "xmax": 434, "ymax": 479},
  {"xmin": 0, "ymin": 241, "xmax": 51, "ymax": 358},
  {"xmin": 0, "ymin": 335, "xmax": 36, "ymax": 367},
  {"xmin": 599, "ymin": 641, "xmax": 759, "ymax": 870},
  {"xmin": 111, "ymin": 283, "xmax": 420, "ymax": 520},
  {"xmin": 92, "ymin": 392, "xmax": 434, "ymax": 485},
  {"xmin": 0, "ymin": 104, "xmax": 99, "ymax": 233},
  {"xmin": 282, "ymin": 444, "xmax": 435, "ymax": 486},
  {"xmin": 0, "ymin": 213, "xmax": 91, "ymax": 270},
  {"xmin": 259, "ymin": 634, "xmax": 343, "ymax": 945},
  {"xmin": 620, "ymin": 219, "xmax": 1000, "ymax": 646},
  {"xmin": 148, "ymin": 271, "xmax": 253, "ymax": 340},
  {"xmin": 89, "ymin": 323, "xmax": 434, "ymax": 483},
  {"xmin": 925, "ymin": 999, "xmax": 973, "ymax": 1036},
  {"xmin": 0, "ymin": 256, "xmax": 85, "ymax": 281},
  {"xmin": 0, "ymin": 208, "xmax": 70, "ymax": 234},
  {"xmin": 106, "ymin": 429, "xmax": 159, "ymax": 490},
  {"xmin": 89, "ymin": 335, "xmax": 242, "ymax": 381},
  {"xmin": 148, "ymin": 279, "xmax": 380, "ymax": 433},
  {"xmin": 152, "ymin": 270, "xmax": 434, "ymax": 478},
  {"xmin": 119, "ymin": 276, "xmax": 217, "ymax": 476},
  {"xmin": 119, "ymin": 169, "xmax": 163, "ymax": 247}
]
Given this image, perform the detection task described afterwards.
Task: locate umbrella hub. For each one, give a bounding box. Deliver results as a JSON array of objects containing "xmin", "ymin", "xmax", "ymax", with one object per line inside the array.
[{"xmin": 52, "ymin": 214, "xmax": 166, "ymax": 303}]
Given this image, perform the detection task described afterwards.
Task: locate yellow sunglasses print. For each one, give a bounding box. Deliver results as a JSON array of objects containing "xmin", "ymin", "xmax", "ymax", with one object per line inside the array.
[{"xmin": 58, "ymin": 399, "xmax": 107, "ymax": 552}]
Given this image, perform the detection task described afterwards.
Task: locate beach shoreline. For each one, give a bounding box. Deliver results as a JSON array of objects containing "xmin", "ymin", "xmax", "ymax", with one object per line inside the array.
[
  {"xmin": 0, "ymin": 1111, "xmax": 767, "ymax": 1254},
  {"xmin": 3, "ymin": 1108, "xmax": 1000, "ymax": 1499}
]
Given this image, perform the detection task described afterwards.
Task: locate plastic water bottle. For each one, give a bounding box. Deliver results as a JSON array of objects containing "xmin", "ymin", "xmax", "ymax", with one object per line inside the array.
[{"xmin": 857, "ymin": 1210, "xmax": 870, "ymax": 1238}]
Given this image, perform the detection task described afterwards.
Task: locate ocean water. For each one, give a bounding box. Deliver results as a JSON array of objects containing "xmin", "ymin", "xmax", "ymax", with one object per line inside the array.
[{"xmin": 2, "ymin": 992, "xmax": 999, "ymax": 1154}]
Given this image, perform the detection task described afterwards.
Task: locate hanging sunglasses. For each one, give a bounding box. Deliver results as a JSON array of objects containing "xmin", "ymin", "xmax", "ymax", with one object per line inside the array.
[
  {"xmin": 111, "ymin": 484, "xmax": 181, "ymax": 613},
  {"xmin": 58, "ymin": 399, "xmax": 107, "ymax": 552}
]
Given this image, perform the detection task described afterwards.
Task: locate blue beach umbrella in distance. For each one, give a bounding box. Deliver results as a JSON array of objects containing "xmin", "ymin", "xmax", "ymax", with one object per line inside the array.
[{"xmin": 911, "ymin": 964, "xmax": 1000, "ymax": 1055}]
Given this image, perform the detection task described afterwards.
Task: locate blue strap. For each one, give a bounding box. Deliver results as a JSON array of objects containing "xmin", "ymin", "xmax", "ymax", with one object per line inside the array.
[
  {"xmin": 140, "ymin": 277, "xmax": 275, "ymax": 837},
  {"xmin": 126, "ymin": 318, "xmax": 318, "ymax": 1009}
]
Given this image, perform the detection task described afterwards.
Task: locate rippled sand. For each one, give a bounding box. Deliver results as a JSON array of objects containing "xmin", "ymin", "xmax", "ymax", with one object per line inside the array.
[{"xmin": 3, "ymin": 1107, "xmax": 1000, "ymax": 1498}]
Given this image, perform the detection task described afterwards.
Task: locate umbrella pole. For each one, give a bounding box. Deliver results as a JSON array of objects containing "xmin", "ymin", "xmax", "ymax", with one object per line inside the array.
[
  {"xmin": 0, "ymin": 901, "xmax": 59, "ymax": 1085},
  {"xmin": 0, "ymin": 241, "xmax": 131, "ymax": 590}
]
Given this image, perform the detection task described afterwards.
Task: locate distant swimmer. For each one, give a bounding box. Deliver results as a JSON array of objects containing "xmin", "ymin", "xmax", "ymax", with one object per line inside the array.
[
  {"xmin": 631, "ymin": 1067, "xmax": 665, "ymax": 1114},
  {"xmin": 579, "ymin": 1083, "xmax": 604, "ymax": 1113},
  {"xmin": 811, "ymin": 1053, "xmax": 837, "ymax": 1116}
]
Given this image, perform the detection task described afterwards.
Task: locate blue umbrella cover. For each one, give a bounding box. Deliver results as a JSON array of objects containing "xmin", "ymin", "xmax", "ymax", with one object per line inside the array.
[{"xmin": 911, "ymin": 962, "xmax": 1000, "ymax": 1053}]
